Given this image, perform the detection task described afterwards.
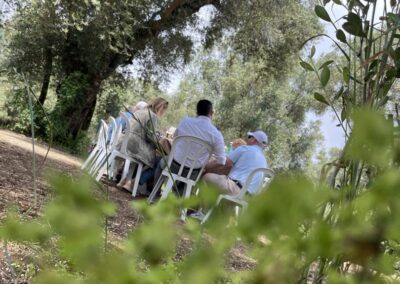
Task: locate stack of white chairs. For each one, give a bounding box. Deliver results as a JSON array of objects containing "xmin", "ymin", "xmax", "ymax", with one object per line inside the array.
[
  {"xmin": 95, "ymin": 113, "xmax": 145, "ymax": 197},
  {"xmin": 201, "ymin": 168, "xmax": 275, "ymax": 224},
  {"xmin": 85, "ymin": 116, "xmax": 120, "ymax": 177},
  {"xmin": 81, "ymin": 119, "xmax": 109, "ymax": 174},
  {"xmin": 148, "ymin": 136, "xmax": 213, "ymax": 220}
]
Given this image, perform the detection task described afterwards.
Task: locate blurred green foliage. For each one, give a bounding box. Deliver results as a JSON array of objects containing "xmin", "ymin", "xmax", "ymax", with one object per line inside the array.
[{"xmin": 0, "ymin": 110, "xmax": 400, "ymax": 283}]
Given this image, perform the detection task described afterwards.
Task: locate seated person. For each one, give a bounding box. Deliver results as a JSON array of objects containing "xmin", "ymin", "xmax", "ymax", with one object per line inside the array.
[
  {"xmin": 232, "ymin": 138, "xmax": 246, "ymax": 150},
  {"xmin": 107, "ymin": 101, "xmax": 147, "ymax": 144},
  {"xmin": 203, "ymin": 130, "xmax": 268, "ymax": 196},
  {"xmin": 118, "ymin": 97, "xmax": 169, "ymax": 191},
  {"xmin": 152, "ymin": 99, "xmax": 226, "ymax": 195}
]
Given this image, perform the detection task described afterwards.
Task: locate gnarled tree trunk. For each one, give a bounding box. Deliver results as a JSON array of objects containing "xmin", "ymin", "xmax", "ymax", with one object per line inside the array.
[
  {"xmin": 38, "ymin": 47, "xmax": 53, "ymax": 105},
  {"xmin": 53, "ymin": 73, "xmax": 103, "ymax": 140}
]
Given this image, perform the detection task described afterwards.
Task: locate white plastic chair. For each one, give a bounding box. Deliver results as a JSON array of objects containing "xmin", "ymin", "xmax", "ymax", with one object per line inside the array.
[
  {"xmin": 147, "ymin": 136, "xmax": 213, "ymax": 220},
  {"xmin": 89, "ymin": 116, "xmax": 120, "ymax": 177},
  {"xmin": 201, "ymin": 168, "xmax": 275, "ymax": 224},
  {"xmin": 81, "ymin": 120, "xmax": 108, "ymax": 173},
  {"xmin": 95, "ymin": 113, "xmax": 145, "ymax": 197}
]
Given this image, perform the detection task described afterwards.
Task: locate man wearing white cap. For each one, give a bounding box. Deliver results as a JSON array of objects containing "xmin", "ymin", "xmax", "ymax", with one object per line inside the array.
[{"xmin": 203, "ymin": 130, "xmax": 268, "ymax": 195}]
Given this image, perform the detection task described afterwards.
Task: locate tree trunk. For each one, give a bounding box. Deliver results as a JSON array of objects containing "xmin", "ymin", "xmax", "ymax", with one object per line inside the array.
[
  {"xmin": 53, "ymin": 73, "xmax": 102, "ymax": 140},
  {"xmin": 68, "ymin": 77, "xmax": 101, "ymax": 139},
  {"xmin": 38, "ymin": 47, "xmax": 53, "ymax": 105}
]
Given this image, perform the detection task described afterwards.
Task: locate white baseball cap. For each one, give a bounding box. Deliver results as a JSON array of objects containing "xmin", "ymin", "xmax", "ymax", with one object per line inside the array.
[{"xmin": 247, "ymin": 130, "xmax": 268, "ymax": 146}]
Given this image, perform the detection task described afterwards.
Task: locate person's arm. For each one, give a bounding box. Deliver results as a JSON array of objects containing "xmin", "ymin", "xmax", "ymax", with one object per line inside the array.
[
  {"xmin": 174, "ymin": 119, "xmax": 183, "ymax": 137},
  {"xmin": 205, "ymin": 157, "xmax": 233, "ymax": 175},
  {"xmin": 212, "ymin": 132, "xmax": 227, "ymax": 165}
]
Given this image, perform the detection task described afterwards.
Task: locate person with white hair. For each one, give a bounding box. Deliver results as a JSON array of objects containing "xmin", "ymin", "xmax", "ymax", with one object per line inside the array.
[{"xmin": 107, "ymin": 101, "xmax": 148, "ymax": 143}]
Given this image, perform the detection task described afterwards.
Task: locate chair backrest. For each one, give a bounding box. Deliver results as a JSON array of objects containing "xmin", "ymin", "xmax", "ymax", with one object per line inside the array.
[
  {"xmin": 107, "ymin": 116, "xmax": 118, "ymax": 144},
  {"xmin": 96, "ymin": 120, "xmax": 108, "ymax": 148},
  {"xmin": 118, "ymin": 112, "xmax": 131, "ymax": 154},
  {"xmin": 236, "ymin": 168, "xmax": 275, "ymax": 199},
  {"xmin": 166, "ymin": 135, "xmax": 213, "ymax": 182}
]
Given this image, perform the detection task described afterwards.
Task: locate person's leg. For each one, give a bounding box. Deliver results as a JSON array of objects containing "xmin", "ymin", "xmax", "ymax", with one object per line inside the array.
[
  {"xmin": 202, "ymin": 173, "xmax": 240, "ymax": 195},
  {"xmin": 132, "ymin": 157, "xmax": 161, "ymax": 195},
  {"xmin": 138, "ymin": 168, "xmax": 154, "ymax": 185},
  {"xmin": 198, "ymin": 173, "xmax": 241, "ymax": 221},
  {"xmin": 153, "ymin": 157, "xmax": 167, "ymax": 185}
]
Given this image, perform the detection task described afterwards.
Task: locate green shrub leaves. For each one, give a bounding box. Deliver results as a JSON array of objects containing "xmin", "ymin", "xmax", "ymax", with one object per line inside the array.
[{"xmin": 315, "ymin": 5, "xmax": 331, "ymax": 22}]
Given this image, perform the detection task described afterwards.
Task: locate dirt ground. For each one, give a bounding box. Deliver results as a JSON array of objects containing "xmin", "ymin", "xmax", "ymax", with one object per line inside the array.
[{"xmin": 0, "ymin": 129, "xmax": 254, "ymax": 282}]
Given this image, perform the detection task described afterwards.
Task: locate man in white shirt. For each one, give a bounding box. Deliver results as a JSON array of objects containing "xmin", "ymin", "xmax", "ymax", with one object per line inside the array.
[
  {"xmin": 173, "ymin": 99, "xmax": 226, "ymax": 168},
  {"xmin": 153, "ymin": 100, "xmax": 226, "ymax": 189}
]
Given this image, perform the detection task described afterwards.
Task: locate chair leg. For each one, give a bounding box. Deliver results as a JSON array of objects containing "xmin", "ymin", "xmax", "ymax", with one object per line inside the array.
[
  {"xmin": 95, "ymin": 152, "xmax": 113, "ymax": 181},
  {"xmin": 88, "ymin": 150, "xmax": 102, "ymax": 175},
  {"xmin": 131, "ymin": 163, "xmax": 143, "ymax": 197},
  {"xmin": 108, "ymin": 153, "xmax": 119, "ymax": 179},
  {"xmin": 234, "ymin": 206, "xmax": 240, "ymax": 218},
  {"xmin": 148, "ymin": 175, "xmax": 165, "ymax": 204},
  {"xmin": 183, "ymin": 184, "xmax": 193, "ymax": 199},
  {"xmin": 91, "ymin": 151, "xmax": 107, "ymax": 176},
  {"xmin": 87, "ymin": 149, "xmax": 102, "ymax": 173},
  {"xmin": 95, "ymin": 163, "xmax": 106, "ymax": 181},
  {"xmin": 201, "ymin": 195, "xmax": 223, "ymax": 224},
  {"xmin": 81, "ymin": 147, "xmax": 98, "ymax": 170},
  {"xmin": 119, "ymin": 159, "xmax": 133, "ymax": 182},
  {"xmin": 180, "ymin": 184, "xmax": 193, "ymax": 221},
  {"xmin": 161, "ymin": 178, "xmax": 174, "ymax": 200},
  {"xmin": 201, "ymin": 207, "xmax": 214, "ymax": 225}
]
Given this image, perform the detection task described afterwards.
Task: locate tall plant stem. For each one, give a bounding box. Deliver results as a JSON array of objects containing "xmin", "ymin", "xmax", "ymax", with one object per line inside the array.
[
  {"xmin": 310, "ymin": 61, "xmax": 349, "ymax": 138},
  {"xmin": 25, "ymin": 74, "xmax": 37, "ymax": 208}
]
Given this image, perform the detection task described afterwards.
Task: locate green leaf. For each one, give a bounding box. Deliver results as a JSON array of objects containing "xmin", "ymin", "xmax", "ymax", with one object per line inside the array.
[
  {"xmin": 323, "ymin": 0, "xmax": 331, "ymax": 5},
  {"xmin": 319, "ymin": 60, "xmax": 334, "ymax": 70},
  {"xmin": 343, "ymin": 13, "xmax": 366, "ymax": 37},
  {"xmin": 391, "ymin": 0, "xmax": 397, "ymax": 7},
  {"xmin": 314, "ymin": 92, "xmax": 330, "ymax": 105},
  {"xmin": 387, "ymin": 13, "xmax": 400, "ymax": 25},
  {"xmin": 332, "ymin": 0, "xmax": 342, "ymax": 4},
  {"xmin": 336, "ymin": 29, "xmax": 347, "ymax": 43},
  {"xmin": 386, "ymin": 67, "xmax": 397, "ymax": 80},
  {"xmin": 310, "ymin": 46, "xmax": 316, "ymax": 58},
  {"xmin": 333, "ymin": 86, "xmax": 345, "ymax": 101},
  {"xmin": 300, "ymin": 61, "xmax": 314, "ymax": 71},
  {"xmin": 343, "ymin": 66, "xmax": 350, "ymax": 84},
  {"xmin": 320, "ymin": 67, "xmax": 330, "ymax": 87},
  {"xmin": 315, "ymin": 5, "xmax": 331, "ymax": 22},
  {"xmin": 346, "ymin": 109, "xmax": 394, "ymax": 167}
]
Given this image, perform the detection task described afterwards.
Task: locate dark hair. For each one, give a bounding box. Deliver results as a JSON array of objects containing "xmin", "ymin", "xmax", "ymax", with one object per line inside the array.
[{"xmin": 196, "ymin": 99, "xmax": 213, "ymax": 116}]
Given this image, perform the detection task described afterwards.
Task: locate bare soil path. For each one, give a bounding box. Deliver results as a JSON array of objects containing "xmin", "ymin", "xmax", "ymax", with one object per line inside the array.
[
  {"xmin": 0, "ymin": 129, "xmax": 138, "ymax": 237},
  {"xmin": 0, "ymin": 129, "xmax": 140, "ymax": 282},
  {"xmin": 0, "ymin": 129, "xmax": 253, "ymax": 283}
]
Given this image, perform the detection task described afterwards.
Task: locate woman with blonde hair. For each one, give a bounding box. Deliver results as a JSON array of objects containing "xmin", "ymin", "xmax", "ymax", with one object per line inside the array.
[
  {"xmin": 232, "ymin": 138, "xmax": 246, "ymax": 150},
  {"xmin": 118, "ymin": 97, "xmax": 169, "ymax": 191},
  {"xmin": 126, "ymin": 97, "xmax": 169, "ymax": 166}
]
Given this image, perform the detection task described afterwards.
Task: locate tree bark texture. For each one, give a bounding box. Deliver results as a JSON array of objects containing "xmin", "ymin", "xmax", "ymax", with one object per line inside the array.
[
  {"xmin": 38, "ymin": 47, "xmax": 53, "ymax": 105},
  {"xmin": 55, "ymin": 75, "xmax": 101, "ymax": 139}
]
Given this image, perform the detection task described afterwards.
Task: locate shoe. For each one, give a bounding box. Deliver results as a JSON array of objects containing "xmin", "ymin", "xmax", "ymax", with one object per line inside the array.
[
  {"xmin": 189, "ymin": 210, "xmax": 205, "ymax": 221},
  {"xmin": 116, "ymin": 177, "xmax": 127, "ymax": 187},
  {"xmin": 122, "ymin": 180, "xmax": 132, "ymax": 192}
]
